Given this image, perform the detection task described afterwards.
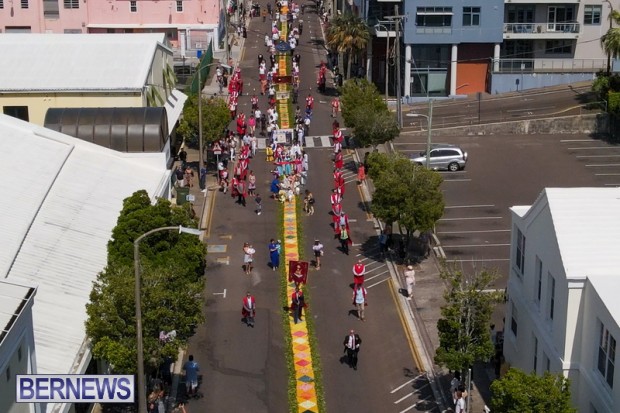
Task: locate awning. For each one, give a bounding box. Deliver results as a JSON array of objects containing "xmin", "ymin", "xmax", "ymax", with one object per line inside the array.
[{"xmin": 164, "ymin": 89, "xmax": 188, "ymax": 135}]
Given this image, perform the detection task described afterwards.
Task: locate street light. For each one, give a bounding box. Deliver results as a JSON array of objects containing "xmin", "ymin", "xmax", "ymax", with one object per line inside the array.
[
  {"xmin": 134, "ymin": 225, "xmax": 202, "ymax": 413},
  {"xmin": 406, "ymin": 99, "xmax": 434, "ymax": 168},
  {"xmin": 374, "ymin": 23, "xmax": 391, "ymax": 104}
]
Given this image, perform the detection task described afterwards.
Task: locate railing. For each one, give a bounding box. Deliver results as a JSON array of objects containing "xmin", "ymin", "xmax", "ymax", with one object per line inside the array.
[
  {"xmin": 374, "ymin": 20, "xmax": 398, "ymax": 33},
  {"xmin": 503, "ymin": 22, "xmax": 580, "ymax": 34},
  {"xmin": 415, "ymin": 27, "xmax": 452, "ymax": 35},
  {"xmin": 496, "ymin": 58, "xmax": 605, "ymax": 73}
]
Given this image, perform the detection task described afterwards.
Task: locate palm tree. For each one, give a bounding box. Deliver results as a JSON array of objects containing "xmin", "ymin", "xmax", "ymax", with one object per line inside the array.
[
  {"xmin": 601, "ymin": 9, "xmax": 620, "ymax": 75},
  {"xmin": 326, "ymin": 14, "xmax": 370, "ymax": 79}
]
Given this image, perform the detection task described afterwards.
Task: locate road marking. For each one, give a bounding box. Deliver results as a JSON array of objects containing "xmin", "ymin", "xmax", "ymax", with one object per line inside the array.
[
  {"xmin": 390, "ymin": 376, "xmax": 424, "ymax": 393},
  {"xmin": 438, "ymin": 216, "xmax": 503, "ymax": 221},
  {"xmin": 443, "ymin": 179, "xmax": 472, "ymax": 182},
  {"xmin": 603, "ymin": 183, "xmax": 620, "ymax": 186},
  {"xmin": 320, "ymin": 136, "xmax": 331, "ymax": 147},
  {"xmin": 437, "ymin": 229, "xmax": 510, "ymax": 234},
  {"xmin": 445, "ymin": 204, "xmax": 494, "ymax": 209},
  {"xmin": 207, "ymin": 244, "xmax": 227, "ymax": 253},
  {"xmin": 398, "ymin": 403, "xmax": 419, "ymax": 413},
  {"xmin": 560, "ymin": 139, "xmax": 593, "ymax": 142},
  {"xmin": 365, "ymin": 270, "xmax": 390, "ymax": 282},
  {"xmin": 305, "ymin": 138, "xmax": 315, "ymax": 148},
  {"xmin": 215, "ymin": 257, "xmax": 230, "ymax": 265},
  {"xmin": 577, "ymin": 154, "xmax": 620, "ymax": 158},
  {"xmin": 567, "ymin": 146, "xmax": 613, "ymax": 150},
  {"xmin": 213, "ymin": 289, "xmax": 227, "ymax": 298},
  {"xmin": 506, "ymin": 105, "xmax": 555, "ymax": 113},
  {"xmin": 595, "ymin": 173, "xmax": 620, "ymax": 176},
  {"xmin": 442, "ymin": 243, "xmax": 511, "ymax": 248},
  {"xmin": 366, "ymin": 277, "xmax": 390, "ymax": 289},
  {"xmin": 394, "ymin": 392, "xmax": 414, "ymax": 404},
  {"xmin": 585, "ymin": 164, "xmax": 620, "ymax": 167}
]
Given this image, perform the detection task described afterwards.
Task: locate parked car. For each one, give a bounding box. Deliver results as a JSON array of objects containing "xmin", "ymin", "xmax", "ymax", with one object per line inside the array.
[{"xmin": 410, "ymin": 144, "xmax": 468, "ymax": 171}]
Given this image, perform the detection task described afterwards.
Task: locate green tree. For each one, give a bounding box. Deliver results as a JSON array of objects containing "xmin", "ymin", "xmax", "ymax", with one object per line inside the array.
[
  {"xmin": 434, "ymin": 267, "xmax": 503, "ymax": 374},
  {"xmin": 602, "ymin": 10, "xmax": 620, "ymax": 75},
  {"xmin": 490, "ymin": 368, "xmax": 576, "ymax": 413},
  {"xmin": 366, "ymin": 152, "xmax": 444, "ymax": 241},
  {"xmin": 85, "ymin": 190, "xmax": 206, "ymax": 374},
  {"xmin": 177, "ymin": 94, "xmax": 230, "ymax": 149},
  {"xmin": 340, "ymin": 79, "xmax": 389, "ymax": 129},
  {"xmin": 350, "ymin": 106, "xmax": 400, "ymax": 148},
  {"xmin": 326, "ymin": 13, "xmax": 370, "ymax": 79}
]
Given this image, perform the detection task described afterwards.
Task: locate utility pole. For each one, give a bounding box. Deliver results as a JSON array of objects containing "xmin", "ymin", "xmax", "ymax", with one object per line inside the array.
[
  {"xmin": 198, "ymin": 57, "xmax": 204, "ymax": 173},
  {"xmin": 386, "ymin": 6, "xmax": 407, "ymax": 128},
  {"xmin": 225, "ymin": 5, "xmax": 230, "ymax": 64}
]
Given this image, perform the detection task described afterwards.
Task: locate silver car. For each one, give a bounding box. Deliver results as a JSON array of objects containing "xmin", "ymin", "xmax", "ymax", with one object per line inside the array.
[{"xmin": 410, "ymin": 144, "xmax": 468, "ymax": 172}]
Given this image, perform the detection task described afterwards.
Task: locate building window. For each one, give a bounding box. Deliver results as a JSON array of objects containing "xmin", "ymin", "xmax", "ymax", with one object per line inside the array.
[
  {"xmin": 416, "ymin": 7, "xmax": 453, "ymax": 27},
  {"xmin": 545, "ymin": 40, "xmax": 572, "ymax": 54},
  {"xmin": 20, "ymin": 0, "xmax": 28, "ymax": 8},
  {"xmin": 130, "ymin": 0, "xmax": 137, "ymax": 12},
  {"xmin": 63, "ymin": 0, "xmax": 78, "ymax": 8},
  {"xmin": 536, "ymin": 256, "xmax": 542, "ymax": 304},
  {"xmin": 510, "ymin": 302, "xmax": 518, "ymax": 337},
  {"xmin": 548, "ymin": 273, "xmax": 555, "ymax": 320},
  {"xmin": 462, "ymin": 7, "xmax": 480, "ymax": 26},
  {"xmin": 176, "ymin": 0, "xmax": 183, "ymax": 12},
  {"xmin": 598, "ymin": 322, "xmax": 616, "ymax": 388},
  {"xmin": 43, "ymin": 0, "xmax": 59, "ymax": 18},
  {"xmin": 3, "ymin": 106, "xmax": 29, "ymax": 122},
  {"xmin": 515, "ymin": 227, "xmax": 525, "ymax": 275},
  {"xmin": 533, "ymin": 335, "xmax": 538, "ymax": 372},
  {"xmin": 64, "ymin": 29, "xmax": 82, "ymax": 33},
  {"xmin": 584, "ymin": 5, "xmax": 601, "ymax": 25},
  {"xmin": 0, "ymin": 0, "xmax": 4, "ymax": 9}
]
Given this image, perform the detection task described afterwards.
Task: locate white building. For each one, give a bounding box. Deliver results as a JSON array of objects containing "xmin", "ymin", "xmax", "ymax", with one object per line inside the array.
[
  {"xmin": 505, "ymin": 187, "xmax": 620, "ymax": 413},
  {"xmin": 0, "ymin": 280, "xmax": 38, "ymax": 413},
  {"xmin": 0, "ymin": 113, "xmax": 171, "ymax": 413}
]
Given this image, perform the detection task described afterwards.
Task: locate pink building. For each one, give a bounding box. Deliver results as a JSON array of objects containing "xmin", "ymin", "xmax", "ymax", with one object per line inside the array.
[{"xmin": 0, "ymin": 0, "xmax": 223, "ymax": 58}]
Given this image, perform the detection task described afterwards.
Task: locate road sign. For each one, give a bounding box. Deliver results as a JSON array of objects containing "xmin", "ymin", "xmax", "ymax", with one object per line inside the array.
[{"xmin": 213, "ymin": 143, "xmax": 222, "ymax": 155}]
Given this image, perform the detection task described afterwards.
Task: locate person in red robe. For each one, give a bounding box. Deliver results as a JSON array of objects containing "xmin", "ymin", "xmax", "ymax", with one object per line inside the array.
[
  {"xmin": 288, "ymin": 263, "xmax": 307, "ymax": 288},
  {"xmin": 334, "ymin": 151, "xmax": 344, "ymax": 176},
  {"xmin": 241, "ymin": 292, "xmax": 256, "ymax": 327},
  {"xmin": 352, "ymin": 260, "xmax": 366, "ymax": 286}
]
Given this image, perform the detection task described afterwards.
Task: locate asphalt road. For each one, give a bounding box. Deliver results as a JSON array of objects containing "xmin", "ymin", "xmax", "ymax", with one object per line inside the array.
[
  {"xmin": 182, "ymin": 4, "xmax": 439, "ymax": 413},
  {"xmin": 393, "ymin": 133, "xmax": 620, "ymax": 286},
  {"xmin": 402, "ymin": 84, "xmax": 601, "ymax": 130}
]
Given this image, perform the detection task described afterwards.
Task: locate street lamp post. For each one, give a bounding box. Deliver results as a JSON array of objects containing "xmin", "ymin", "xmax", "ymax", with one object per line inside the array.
[
  {"xmin": 134, "ymin": 225, "xmax": 202, "ymax": 413},
  {"xmin": 374, "ymin": 23, "xmax": 391, "ymax": 104},
  {"xmin": 406, "ymin": 99, "xmax": 433, "ymax": 168}
]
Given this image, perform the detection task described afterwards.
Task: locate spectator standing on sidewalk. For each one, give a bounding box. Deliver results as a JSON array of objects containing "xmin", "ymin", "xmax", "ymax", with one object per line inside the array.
[
  {"xmin": 352, "ymin": 284, "xmax": 367, "ymax": 321},
  {"xmin": 404, "ymin": 265, "xmax": 416, "ymax": 300}
]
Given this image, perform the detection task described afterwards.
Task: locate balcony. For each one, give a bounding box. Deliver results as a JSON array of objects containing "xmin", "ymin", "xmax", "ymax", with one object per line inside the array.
[
  {"xmin": 503, "ymin": 22, "xmax": 580, "ymax": 39},
  {"xmin": 373, "ymin": 20, "xmax": 399, "ymax": 38},
  {"xmin": 495, "ymin": 58, "xmax": 605, "ymax": 73}
]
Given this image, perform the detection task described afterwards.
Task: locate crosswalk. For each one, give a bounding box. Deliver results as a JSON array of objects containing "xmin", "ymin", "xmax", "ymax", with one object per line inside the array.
[{"xmin": 257, "ymin": 135, "xmax": 334, "ymax": 149}]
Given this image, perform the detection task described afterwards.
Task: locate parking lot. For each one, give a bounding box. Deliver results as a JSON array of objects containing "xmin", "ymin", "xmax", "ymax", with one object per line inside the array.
[{"xmin": 394, "ymin": 133, "xmax": 620, "ymax": 287}]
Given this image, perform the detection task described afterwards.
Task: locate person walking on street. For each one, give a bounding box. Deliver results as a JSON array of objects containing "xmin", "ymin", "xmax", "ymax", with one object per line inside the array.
[
  {"xmin": 339, "ymin": 224, "xmax": 351, "ymax": 255},
  {"xmin": 290, "ymin": 287, "xmax": 305, "ymax": 324},
  {"xmin": 269, "ymin": 238, "xmax": 280, "ymax": 270},
  {"xmin": 241, "ymin": 292, "xmax": 256, "ymax": 327},
  {"xmin": 312, "ymin": 239, "xmax": 324, "ymax": 269},
  {"xmin": 255, "ymin": 193, "xmax": 262, "ymax": 215},
  {"xmin": 404, "ymin": 265, "xmax": 416, "ymax": 300},
  {"xmin": 343, "ymin": 330, "xmax": 362, "ymax": 370},
  {"xmin": 243, "ymin": 242, "xmax": 255, "ymax": 274},
  {"xmin": 352, "ymin": 259, "xmax": 365, "ymax": 286},
  {"xmin": 352, "ymin": 284, "xmax": 367, "ymax": 321},
  {"xmin": 182, "ymin": 355, "xmax": 199, "ymax": 398}
]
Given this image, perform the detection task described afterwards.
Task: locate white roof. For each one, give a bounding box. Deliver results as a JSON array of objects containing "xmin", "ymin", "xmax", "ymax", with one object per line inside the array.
[
  {"xmin": 0, "ymin": 280, "xmax": 36, "ymax": 346},
  {"xmin": 164, "ymin": 90, "xmax": 189, "ymax": 135},
  {"xmin": 0, "ymin": 33, "xmax": 169, "ymax": 92},
  {"xmin": 541, "ymin": 187, "xmax": 620, "ymax": 280},
  {"xmin": 0, "ymin": 114, "xmax": 169, "ymax": 385}
]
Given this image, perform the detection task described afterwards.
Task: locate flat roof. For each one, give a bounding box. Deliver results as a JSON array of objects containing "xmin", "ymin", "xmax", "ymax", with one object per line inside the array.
[
  {"xmin": 0, "ymin": 113, "xmax": 169, "ymax": 383},
  {"xmin": 0, "ymin": 33, "xmax": 170, "ymax": 92}
]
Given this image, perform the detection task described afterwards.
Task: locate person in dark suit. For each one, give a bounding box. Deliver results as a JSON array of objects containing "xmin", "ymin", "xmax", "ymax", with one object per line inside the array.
[{"xmin": 343, "ymin": 330, "xmax": 362, "ymax": 370}]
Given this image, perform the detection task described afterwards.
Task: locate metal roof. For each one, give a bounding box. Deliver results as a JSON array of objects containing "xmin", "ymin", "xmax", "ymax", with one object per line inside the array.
[
  {"xmin": 0, "ymin": 33, "xmax": 169, "ymax": 92},
  {"xmin": 0, "ymin": 114, "xmax": 169, "ymax": 386},
  {"xmin": 0, "ymin": 280, "xmax": 36, "ymax": 347},
  {"xmin": 164, "ymin": 90, "xmax": 189, "ymax": 135}
]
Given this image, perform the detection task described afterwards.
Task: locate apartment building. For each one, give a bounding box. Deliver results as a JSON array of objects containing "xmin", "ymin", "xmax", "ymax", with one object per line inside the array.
[
  {"xmin": 0, "ymin": 0, "xmax": 222, "ymax": 58},
  {"xmin": 505, "ymin": 188, "xmax": 620, "ymax": 413}
]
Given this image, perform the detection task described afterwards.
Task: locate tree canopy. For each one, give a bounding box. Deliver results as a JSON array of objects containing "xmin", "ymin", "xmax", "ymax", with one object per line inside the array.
[
  {"xmin": 177, "ymin": 94, "xmax": 230, "ymax": 149},
  {"xmin": 366, "ymin": 152, "xmax": 444, "ymax": 238},
  {"xmin": 490, "ymin": 368, "xmax": 576, "ymax": 413},
  {"xmin": 85, "ymin": 190, "xmax": 206, "ymax": 374},
  {"xmin": 434, "ymin": 267, "xmax": 503, "ymax": 374},
  {"xmin": 340, "ymin": 79, "xmax": 400, "ymax": 148},
  {"xmin": 326, "ymin": 14, "xmax": 370, "ymax": 79}
]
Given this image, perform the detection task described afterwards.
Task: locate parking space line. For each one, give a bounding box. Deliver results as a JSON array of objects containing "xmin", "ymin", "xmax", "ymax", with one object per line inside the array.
[
  {"xmin": 391, "ymin": 376, "xmax": 424, "ymax": 393},
  {"xmin": 437, "ymin": 229, "xmax": 510, "ymax": 234},
  {"xmin": 445, "ymin": 258, "xmax": 510, "ymax": 262},
  {"xmin": 438, "ymin": 216, "xmax": 503, "ymax": 221},
  {"xmin": 366, "ymin": 277, "xmax": 390, "ymax": 289},
  {"xmin": 445, "ymin": 204, "xmax": 494, "ymax": 209},
  {"xmin": 603, "ymin": 183, "xmax": 620, "ymax": 186},
  {"xmin": 394, "ymin": 392, "xmax": 414, "ymax": 404},
  {"xmin": 567, "ymin": 146, "xmax": 613, "ymax": 150},
  {"xmin": 443, "ymin": 179, "xmax": 472, "ymax": 182},
  {"xmin": 595, "ymin": 173, "xmax": 620, "ymax": 176},
  {"xmin": 560, "ymin": 139, "xmax": 593, "ymax": 142},
  {"xmin": 442, "ymin": 243, "xmax": 510, "ymax": 248},
  {"xmin": 365, "ymin": 270, "xmax": 390, "ymax": 281},
  {"xmin": 585, "ymin": 164, "xmax": 620, "ymax": 167},
  {"xmin": 576, "ymin": 154, "xmax": 620, "ymax": 158}
]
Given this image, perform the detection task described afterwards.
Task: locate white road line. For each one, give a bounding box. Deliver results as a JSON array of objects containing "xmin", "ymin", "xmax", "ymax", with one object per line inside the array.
[
  {"xmin": 442, "ymin": 243, "xmax": 511, "ymax": 248},
  {"xmin": 560, "ymin": 139, "xmax": 593, "ymax": 142},
  {"xmin": 567, "ymin": 146, "xmax": 613, "ymax": 150},
  {"xmin": 507, "ymin": 105, "xmax": 555, "ymax": 113},
  {"xmin": 305, "ymin": 138, "xmax": 315, "ymax": 148},
  {"xmin": 366, "ymin": 277, "xmax": 390, "ymax": 289},
  {"xmin": 390, "ymin": 376, "xmax": 423, "ymax": 393},
  {"xmin": 392, "ymin": 142, "xmax": 427, "ymax": 146},
  {"xmin": 596, "ymin": 173, "xmax": 620, "ymax": 176},
  {"xmin": 445, "ymin": 258, "xmax": 510, "ymax": 262},
  {"xmin": 437, "ymin": 229, "xmax": 510, "ymax": 234},
  {"xmin": 576, "ymin": 154, "xmax": 620, "ymax": 158},
  {"xmin": 345, "ymin": 178, "xmax": 357, "ymax": 184},
  {"xmin": 445, "ymin": 204, "xmax": 494, "ymax": 209},
  {"xmin": 585, "ymin": 164, "xmax": 620, "ymax": 167},
  {"xmin": 398, "ymin": 403, "xmax": 419, "ymax": 413},
  {"xmin": 438, "ymin": 216, "xmax": 503, "ymax": 221},
  {"xmin": 443, "ymin": 179, "xmax": 472, "ymax": 182},
  {"xmin": 320, "ymin": 136, "xmax": 331, "ymax": 147},
  {"xmin": 603, "ymin": 183, "xmax": 620, "ymax": 186},
  {"xmin": 394, "ymin": 392, "xmax": 414, "ymax": 404},
  {"xmin": 365, "ymin": 270, "xmax": 390, "ymax": 281}
]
